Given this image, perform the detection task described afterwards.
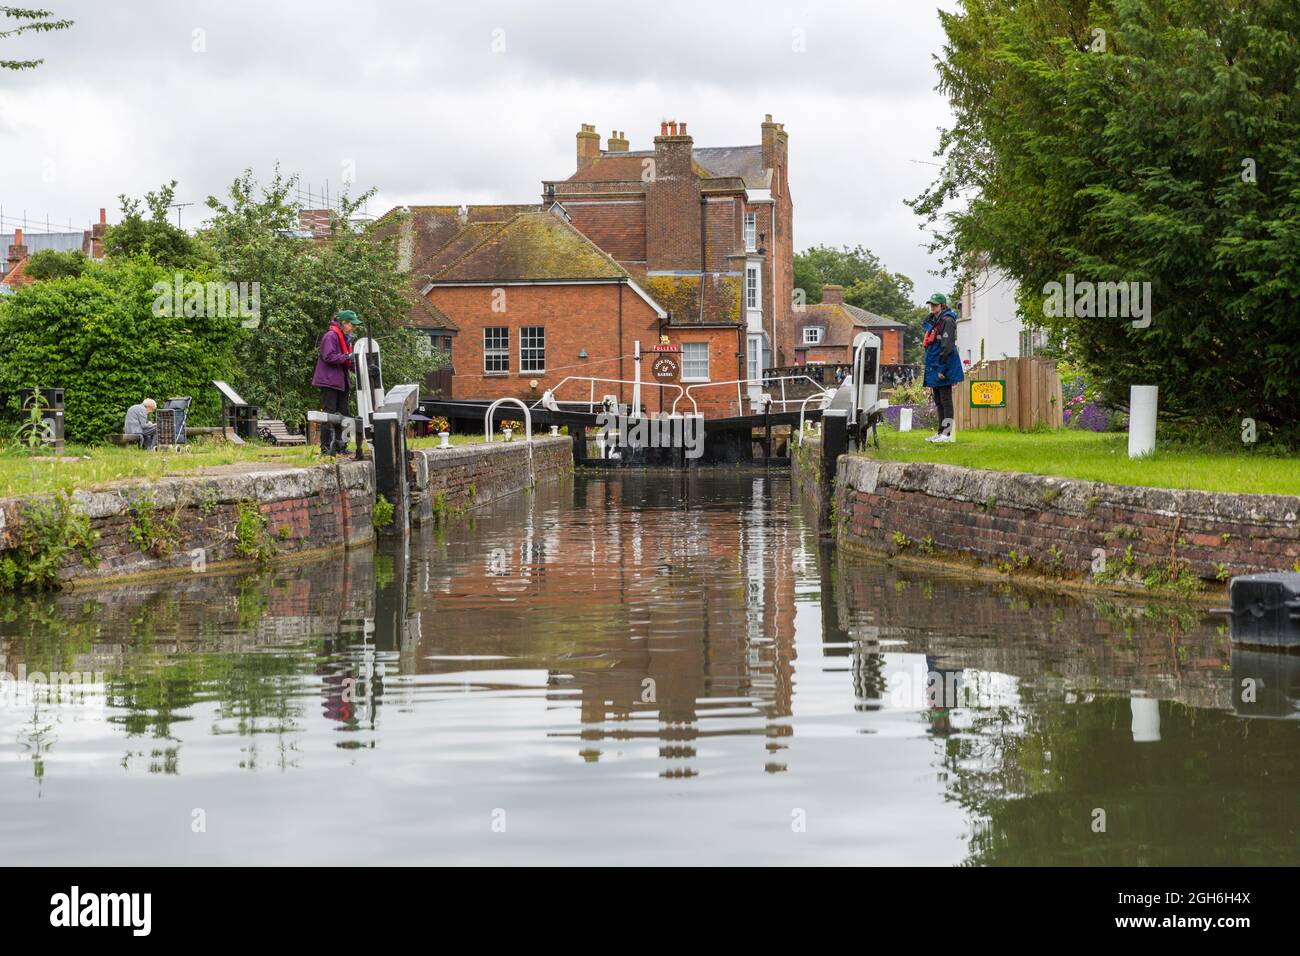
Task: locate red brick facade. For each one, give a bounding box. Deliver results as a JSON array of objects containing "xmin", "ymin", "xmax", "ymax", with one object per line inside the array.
[{"xmin": 383, "ymin": 115, "xmax": 796, "ymax": 419}]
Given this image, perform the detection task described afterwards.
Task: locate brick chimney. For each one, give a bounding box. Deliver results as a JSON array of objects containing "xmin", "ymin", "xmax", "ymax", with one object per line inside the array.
[
  {"xmin": 576, "ymin": 123, "xmax": 600, "ymax": 170},
  {"xmin": 647, "ymin": 118, "xmax": 700, "ymax": 271},
  {"xmin": 761, "ymin": 113, "xmax": 779, "ymax": 170},
  {"xmin": 7, "ymin": 228, "xmax": 27, "ymax": 275},
  {"xmin": 88, "ymin": 208, "xmax": 107, "ymax": 259},
  {"xmin": 607, "ymin": 130, "xmax": 629, "ymax": 152},
  {"xmin": 822, "ymin": 284, "xmax": 844, "ymax": 305}
]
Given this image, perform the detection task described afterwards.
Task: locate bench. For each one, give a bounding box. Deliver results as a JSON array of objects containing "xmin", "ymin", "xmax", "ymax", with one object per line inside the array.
[
  {"xmin": 106, "ymin": 433, "xmax": 143, "ymax": 447},
  {"xmin": 257, "ymin": 419, "xmax": 307, "ymax": 446}
]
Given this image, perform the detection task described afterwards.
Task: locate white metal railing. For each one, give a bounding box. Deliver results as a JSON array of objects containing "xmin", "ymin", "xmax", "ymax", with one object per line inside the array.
[
  {"xmin": 798, "ymin": 388, "xmax": 837, "ymax": 446},
  {"xmin": 532, "ymin": 376, "xmax": 695, "ymax": 416},
  {"xmin": 670, "ymin": 373, "xmax": 831, "ymax": 416},
  {"xmin": 484, "ymin": 397, "xmax": 534, "ymax": 484}
]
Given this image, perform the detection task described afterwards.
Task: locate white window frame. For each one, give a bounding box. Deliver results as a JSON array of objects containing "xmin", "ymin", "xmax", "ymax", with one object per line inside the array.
[
  {"xmin": 519, "ymin": 325, "xmax": 545, "ymax": 373},
  {"xmin": 681, "ymin": 342, "xmax": 710, "ymax": 382},
  {"xmin": 747, "ymin": 333, "xmax": 763, "ymax": 382},
  {"xmin": 744, "ymin": 212, "xmax": 757, "ymax": 252},
  {"xmin": 745, "ymin": 263, "xmax": 761, "ymax": 311},
  {"xmin": 803, "ymin": 326, "xmax": 823, "ymax": 345},
  {"xmin": 484, "ymin": 326, "xmax": 509, "ymax": 374}
]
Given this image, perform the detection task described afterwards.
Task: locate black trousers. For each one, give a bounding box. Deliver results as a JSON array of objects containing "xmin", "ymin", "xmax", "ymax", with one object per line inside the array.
[
  {"xmin": 319, "ymin": 387, "xmax": 349, "ymax": 453},
  {"xmin": 932, "ymin": 385, "xmax": 954, "ymax": 435}
]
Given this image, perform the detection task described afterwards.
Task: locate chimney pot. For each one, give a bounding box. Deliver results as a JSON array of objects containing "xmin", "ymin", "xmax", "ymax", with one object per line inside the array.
[
  {"xmin": 14, "ymin": 228, "xmax": 22, "ymax": 245},
  {"xmin": 660, "ymin": 121, "xmax": 668, "ymax": 136},
  {"xmin": 99, "ymin": 207, "xmax": 106, "ymax": 224},
  {"xmin": 679, "ymin": 122, "xmax": 687, "ymax": 135},
  {"xmin": 765, "ymin": 113, "xmax": 773, "ymax": 123}
]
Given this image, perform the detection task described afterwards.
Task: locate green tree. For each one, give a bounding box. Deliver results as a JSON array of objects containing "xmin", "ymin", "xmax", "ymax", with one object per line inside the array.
[
  {"xmin": 24, "ymin": 248, "xmax": 86, "ymax": 281},
  {"xmin": 794, "ymin": 244, "xmax": 930, "ymax": 362},
  {"xmin": 0, "ymin": 258, "xmax": 238, "ymax": 442},
  {"xmin": 203, "ymin": 169, "xmax": 437, "ymax": 421},
  {"xmin": 1, "ymin": 6, "xmax": 71, "ymax": 70},
  {"xmin": 103, "ymin": 182, "xmax": 213, "ymax": 271},
  {"xmin": 912, "ymin": 0, "xmax": 1300, "ymax": 439}
]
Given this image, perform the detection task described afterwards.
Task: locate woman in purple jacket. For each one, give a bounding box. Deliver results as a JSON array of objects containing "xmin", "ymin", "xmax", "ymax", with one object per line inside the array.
[{"xmin": 312, "ymin": 310, "xmax": 356, "ymax": 454}]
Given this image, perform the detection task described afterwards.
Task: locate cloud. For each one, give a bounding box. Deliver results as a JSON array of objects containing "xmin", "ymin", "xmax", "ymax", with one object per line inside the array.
[{"xmin": 0, "ymin": 0, "xmax": 958, "ymax": 290}]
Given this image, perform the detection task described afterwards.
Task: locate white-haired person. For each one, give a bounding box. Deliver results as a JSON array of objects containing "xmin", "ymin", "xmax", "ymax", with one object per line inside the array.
[{"xmin": 124, "ymin": 397, "xmax": 158, "ymax": 450}]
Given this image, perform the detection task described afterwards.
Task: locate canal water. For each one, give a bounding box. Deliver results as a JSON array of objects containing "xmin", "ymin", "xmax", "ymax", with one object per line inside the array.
[{"xmin": 1, "ymin": 473, "xmax": 1296, "ymax": 865}]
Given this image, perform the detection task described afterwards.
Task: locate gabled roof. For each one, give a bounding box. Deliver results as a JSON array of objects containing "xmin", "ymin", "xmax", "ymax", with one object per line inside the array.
[
  {"xmin": 1, "ymin": 257, "xmax": 32, "ymax": 290},
  {"xmin": 843, "ymin": 303, "xmax": 906, "ymax": 329},
  {"xmin": 430, "ymin": 211, "xmax": 632, "ymax": 283}
]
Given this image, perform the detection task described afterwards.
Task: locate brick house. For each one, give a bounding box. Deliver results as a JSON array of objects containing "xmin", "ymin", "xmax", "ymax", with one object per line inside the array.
[
  {"xmin": 2, "ymin": 210, "xmax": 108, "ymax": 293},
  {"xmin": 415, "ymin": 209, "xmax": 669, "ymax": 411},
  {"xmin": 543, "ymin": 117, "xmax": 794, "ymax": 416},
  {"xmin": 381, "ymin": 115, "xmax": 795, "ymax": 418},
  {"xmin": 794, "ymin": 284, "xmax": 905, "ymax": 367}
]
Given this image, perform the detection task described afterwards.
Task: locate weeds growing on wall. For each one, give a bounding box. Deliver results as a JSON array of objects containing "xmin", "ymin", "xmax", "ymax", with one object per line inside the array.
[{"xmin": 0, "ymin": 492, "xmax": 100, "ymax": 590}]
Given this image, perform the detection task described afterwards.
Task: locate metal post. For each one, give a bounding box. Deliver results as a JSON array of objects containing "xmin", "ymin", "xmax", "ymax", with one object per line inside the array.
[
  {"xmin": 820, "ymin": 409, "xmax": 848, "ymax": 531},
  {"xmin": 372, "ymin": 411, "xmax": 409, "ymax": 539}
]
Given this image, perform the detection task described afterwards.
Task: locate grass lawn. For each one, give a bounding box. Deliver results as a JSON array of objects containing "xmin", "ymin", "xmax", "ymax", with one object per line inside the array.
[
  {"xmin": 0, "ymin": 441, "xmax": 319, "ymax": 497},
  {"xmin": 866, "ymin": 427, "xmax": 1300, "ymax": 496},
  {"xmin": 407, "ymin": 433, "xmax": 494, "ymax": 450}
]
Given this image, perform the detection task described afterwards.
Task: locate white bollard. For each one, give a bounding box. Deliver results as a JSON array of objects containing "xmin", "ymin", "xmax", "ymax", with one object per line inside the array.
[
  {"xmin": 438, "ymin": 431, "xmax": 450, "ymax": 449},
  {"xmin": 1130, "ymin": 693, "xmax": 1161, "ymax": 743},
  {"xmin": 1128, "ymin": 385, "xmax": 1158, "ymax": 458},
  {"xmin": 899, "ymin": 407, "xmax": 913, "ymax": 432},
  {"xmin": 550, "ymin": 425, "xmax": 559, "ymax": 436}
]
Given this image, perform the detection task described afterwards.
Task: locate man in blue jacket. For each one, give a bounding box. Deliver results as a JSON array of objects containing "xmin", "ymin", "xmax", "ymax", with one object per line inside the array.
[{"xmin": 923, "ymin": 293, "xmax": 963, "ymax": 443}]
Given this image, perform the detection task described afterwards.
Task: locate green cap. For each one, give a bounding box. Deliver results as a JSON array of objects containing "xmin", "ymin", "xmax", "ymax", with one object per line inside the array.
[
  {"xmin": 336, "ymin": 309, "xmax": 358, "ymax": 324},
  {"xmin": 927, "ymin": 293, "xmax": 949, "ymax": 306}
]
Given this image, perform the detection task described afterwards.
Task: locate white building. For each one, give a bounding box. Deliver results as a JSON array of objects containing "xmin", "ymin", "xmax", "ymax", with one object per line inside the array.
[{"xmin": 956, "ymin": 262, "xmax": 1044, "ymax": 366}]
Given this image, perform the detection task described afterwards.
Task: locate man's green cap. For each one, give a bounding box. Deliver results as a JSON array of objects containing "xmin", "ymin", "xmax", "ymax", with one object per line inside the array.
[
  {"xmin": 337, "ymin": 309, "xmax": 358, "ymax": 324},
  {"xmin": 927, "ymin": 293, "xmax": 949, "ymax": 306}
]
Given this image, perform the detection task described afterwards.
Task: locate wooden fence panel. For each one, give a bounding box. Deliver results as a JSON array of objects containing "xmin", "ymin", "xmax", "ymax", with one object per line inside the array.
[{"xmin": 950, "ymin": 357, "xmax": 1061, "ymax": 431}]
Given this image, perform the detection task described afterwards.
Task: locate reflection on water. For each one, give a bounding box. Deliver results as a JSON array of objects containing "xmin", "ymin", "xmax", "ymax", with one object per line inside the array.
[{"xmin": 0, "ymin": 473, "xmax": 1296, "ymax": 865}]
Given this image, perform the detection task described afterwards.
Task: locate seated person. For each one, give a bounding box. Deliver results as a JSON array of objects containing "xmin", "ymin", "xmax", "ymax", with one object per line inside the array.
[{"xmin": 124, "ymin": 398, "xmax": 158, "ymax": 450}]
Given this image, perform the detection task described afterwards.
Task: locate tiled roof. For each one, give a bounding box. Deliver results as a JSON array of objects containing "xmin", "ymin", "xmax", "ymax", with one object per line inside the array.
[
  {"xmin": 693, "ymin": 146, "xmax": 769, "ymax": 188},
  {"xmin": 430, "ymin": 211, "xmax": 631, "ymax": 282},
  {"xmin": 844, "ymin": 303, "xmax": 906, "ymax": 329},
  {"xmin": 1, "ymin": 257, "xmax": 32, "ymax": 289},
  {"xmin": 562, "ymin": 145, "xmax": 767, "ymax": 188}
]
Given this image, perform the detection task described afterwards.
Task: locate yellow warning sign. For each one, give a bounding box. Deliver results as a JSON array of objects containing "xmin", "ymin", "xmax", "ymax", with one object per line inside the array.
[{"xmin": 970, "ymin": 379, "xmax": 1006, "ymax": 408}]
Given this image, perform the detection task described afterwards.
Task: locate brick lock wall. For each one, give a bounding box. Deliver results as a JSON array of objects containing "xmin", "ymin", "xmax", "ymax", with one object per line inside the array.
[
  {"xmin": 410, "ymin": 436, "xmax": 572, "ymax": 523},
  {"xmin": 427, "ymin": 283, "xmax": 661, "ymax": 406},
  {"xmin": 0, "ymin": 461, "xmax": 376, "ymax": 584},
  {"xmin": 797, "ymin": 447, "xmax": 1300, "ymax": 583}
]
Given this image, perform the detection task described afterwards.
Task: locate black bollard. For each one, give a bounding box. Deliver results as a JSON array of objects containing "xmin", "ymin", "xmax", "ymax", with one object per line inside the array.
[
  {"xmin": 372, "ymin": 411, "xmax": 409, "ymax": 539},
  {"xmin": 1228, "ymin": 572, "xmax": 1300, "ymax": 648},
  {"xmin": 820, "ymin": 409, "xmax": 848, "ymax": 531}
]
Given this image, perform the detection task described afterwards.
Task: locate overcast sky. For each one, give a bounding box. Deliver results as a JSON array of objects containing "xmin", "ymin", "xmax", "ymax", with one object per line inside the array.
[{"xmin": 0, "ymin": 0, "xmax": 959, "ymax": 293}]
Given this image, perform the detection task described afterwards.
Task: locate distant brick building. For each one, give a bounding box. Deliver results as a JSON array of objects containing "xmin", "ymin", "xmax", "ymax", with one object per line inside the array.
[
  {"xmin": 1, "ymin": 210, "xmax": 108, "ymax": 294},
  {"xmin": 794, "ymin": 284, "xmax": 905, "ymax": 367},
  {"xmin": 544, "ymin": 117, "xmax": 794, "ymax": 415},
  {"xmin": 382, "ymin": 115, "xmax": 795, "ymax": 418}
]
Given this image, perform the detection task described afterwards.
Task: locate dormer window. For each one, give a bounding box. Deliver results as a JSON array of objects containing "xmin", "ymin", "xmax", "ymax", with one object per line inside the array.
[{"xmin": 803, "ymin": 326, "xmax": 823, "ymax": 345}]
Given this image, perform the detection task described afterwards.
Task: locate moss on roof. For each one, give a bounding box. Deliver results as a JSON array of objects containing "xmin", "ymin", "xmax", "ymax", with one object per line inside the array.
[
  {"xmin": 648, "ymin": 274, "xmax": 742, "ymax": 325},
  {"xmin": 431, "ymin": 212, "xmax": 630, "ymax": 282}
]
